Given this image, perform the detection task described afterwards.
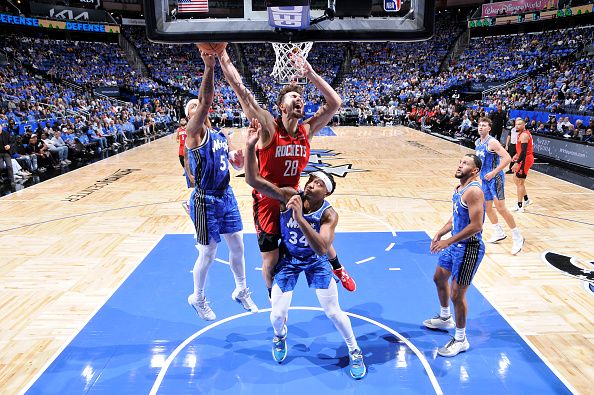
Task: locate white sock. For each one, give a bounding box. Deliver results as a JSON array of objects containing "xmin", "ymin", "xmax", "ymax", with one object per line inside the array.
[
  {"xmin": 440, "ymin": 306, "xmax": 451, "ymax": 318},
  {"xmin": 455, "ymin": 327, "xmax": 466, "ymax": 341},
  {"xmin": 344, "ymin": 335, "xmax": 359, "ymax": 353},
  {"xmin": 511, "ymin": 227, "xmax": 522, "ymax": 238},
  {"xmin": 493, "ymin": 223, "xmax": 504, "ymax": 233},
  {"xmin": 195, "ymin": 288, "xmax": 204, "ymax": 300}
]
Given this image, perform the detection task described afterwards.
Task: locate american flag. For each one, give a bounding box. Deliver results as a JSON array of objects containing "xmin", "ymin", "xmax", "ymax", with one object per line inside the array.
[{"xmin": 178, "ymin": 0, "xmax": 209, "ymax": 13}]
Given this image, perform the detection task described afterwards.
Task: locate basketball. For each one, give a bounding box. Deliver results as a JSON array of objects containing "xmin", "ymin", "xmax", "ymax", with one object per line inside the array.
[{"xmin": 197, "ymin": 42, "xmax": 227, "ymax": 55}]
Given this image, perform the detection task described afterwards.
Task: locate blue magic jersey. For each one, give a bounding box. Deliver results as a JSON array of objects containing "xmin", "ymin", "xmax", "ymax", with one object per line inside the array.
[
  {"xmin": 280, "ymin": 198, "xmax": 332, "ymax": 260},
  {"xmin": 475, "ymin": 136, "xmax": 501, "ymax": 180},
  {"xmin": 452, "ymin": 181, "xmax": 484, "ymax": 244},
  {"xmin": 188, "ymin": 128, "xmax": 230, "ymax": 192}
]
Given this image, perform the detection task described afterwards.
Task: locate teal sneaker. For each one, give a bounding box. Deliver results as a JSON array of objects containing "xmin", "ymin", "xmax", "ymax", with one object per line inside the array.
[
  {"xmin": 272, "ymin": 325, "xmax": 288, "ymax": 363},
  {"xmin": 349, "ymin": 349, "xmax": 366, "ymax": 379}
]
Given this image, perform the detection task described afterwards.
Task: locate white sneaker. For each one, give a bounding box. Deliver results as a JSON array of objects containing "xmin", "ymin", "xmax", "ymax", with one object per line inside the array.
[
  {"xmin": 523, "ymin": 198, "xmax": 532, "ymax": 207},
  {"xmin": 232, "ymin": 287, "xmax": 258, "ymax": 312},
  {"xmin": 487, "ymin": 232, "xmax": 507, "ymax": 244},
  {"xmin": 187, "ymin": 294, "xmax": 216, "ymax": 321},
  {"xmin": 511, "ymin": 234, "xmax": 524, "ymax": 255},
  {"xmin": 437, "ymin": 337, "xmax": 470, "ymax": 357},
  {"xmin": 423, "ymin": 314, "xmax": 455, "ymax": 330},
  {"xmin": 510, "ymin": 205, "xmax": 524, "ymax": 213}
]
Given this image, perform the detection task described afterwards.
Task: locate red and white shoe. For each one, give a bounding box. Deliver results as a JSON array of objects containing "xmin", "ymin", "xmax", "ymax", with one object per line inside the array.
[{"xmin": 333, "ymin": 267, "xmax": 356, "ymax": 292}]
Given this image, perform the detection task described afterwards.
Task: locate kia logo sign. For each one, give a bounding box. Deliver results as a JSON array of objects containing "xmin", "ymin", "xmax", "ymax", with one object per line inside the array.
[{"xmin": 49, "ymin": 8, "xmax": 89, "ymax": 21}]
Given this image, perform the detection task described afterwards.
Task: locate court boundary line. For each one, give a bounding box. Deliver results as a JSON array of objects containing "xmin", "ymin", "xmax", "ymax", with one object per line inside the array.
[
  {"xmin": 18, "ymin": 235, "xmax": 167, "ymax": 395},
  {"xmin": 148, "ymin": 306, "xmax": 444, "ymax": 395},
  {"xmin": 421, "ymin": 231, "xmax": 578, "ymax": 394}
]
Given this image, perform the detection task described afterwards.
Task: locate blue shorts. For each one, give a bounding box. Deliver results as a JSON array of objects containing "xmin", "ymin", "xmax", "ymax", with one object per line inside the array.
[
  {"xmin": 481, "ymin": 172, "xmax": 505, "ymax": 201},
  {"xmin": 189, "ymin": 186, "xmax": 243, "ymax": 245},
  {"xmin": 273, "ymin": 254, "xmax": 333, "ymax": 293},
  {"xmin": 438, "ymin": 241, "xmax": 485, "ymax": 286}
]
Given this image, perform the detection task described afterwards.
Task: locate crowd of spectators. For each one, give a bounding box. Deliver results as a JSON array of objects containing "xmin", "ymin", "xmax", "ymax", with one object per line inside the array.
[
  {"xmin": 2, "ymin": 13, "xmax": 594, "ymax": 193},
  {"xmin": 0, "ymin": 34, "xmax": 164, "ymax": 94},
  {"xmin": 123, "ymin": 26, "xmax": 245, "ymax": 126},
  {"xmin": 0, "ymin": 34, "xmax": 178, "ymax": 193},
  {"xmin": 481, "ymin": 28, "xmax": 594, "ymax": 114}
]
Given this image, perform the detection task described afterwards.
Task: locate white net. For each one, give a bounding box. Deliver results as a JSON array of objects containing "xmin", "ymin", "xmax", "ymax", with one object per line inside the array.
[{"xmin": 271, "ymin": 42, "xmax": 314, "ymax": 84}]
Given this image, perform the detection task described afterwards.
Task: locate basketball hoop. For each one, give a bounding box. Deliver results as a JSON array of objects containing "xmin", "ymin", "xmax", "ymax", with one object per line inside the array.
[{"xmin": 271, "ymin": 42, "xmax": 314, "ymax": 85}]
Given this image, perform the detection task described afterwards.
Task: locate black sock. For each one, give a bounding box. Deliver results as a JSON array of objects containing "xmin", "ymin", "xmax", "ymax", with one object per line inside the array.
[
  {"xmin": 268, "ymin": 287, "xmax": 272, "ymax": 299},
  {"xmin": 524, "ymin": 195, "xmax": 529, "ymax": 201},
  {"xmin": 518, "ymin": 201, "xmax": 523, "ymax": 208},
  {"xmin": 329, "ymin": 256, "xmax": 342, "ymax": 270}
]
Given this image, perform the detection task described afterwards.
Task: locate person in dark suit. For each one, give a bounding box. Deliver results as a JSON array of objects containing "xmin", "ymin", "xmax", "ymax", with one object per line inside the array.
[{"xmin": 489, "ymin": 104, "xmax": 507, "ymax": 143}]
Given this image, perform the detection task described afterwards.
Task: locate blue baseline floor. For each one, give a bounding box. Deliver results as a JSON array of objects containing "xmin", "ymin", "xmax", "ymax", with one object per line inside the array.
[{"xmin": 26, "ymin": 232, "xmax": 570, "ymax": 395}]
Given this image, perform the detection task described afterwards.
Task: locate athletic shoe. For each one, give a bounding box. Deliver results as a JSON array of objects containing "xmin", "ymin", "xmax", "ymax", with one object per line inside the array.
[
  {"xmin": 423, "ymin": 314, "xmax": 455, "ymax": 330},
  {"xmin": 232, "ymin": 287, "xmax": 258, "ymax": 312},
  {"xmin": 487, "ymin": 232, "xmax": 507, "ymax": 244},
  {"xmin": 437, "ymin": 337, "xmax": 470, "ymax": 357},
  {"xmin": 187, "ymin": 294, "xmax": 216, "ymax": 321},
  {"xmin": 510, "ymin": 205, "xmax": 524, "ymax": 213},
  {"xmin": 523, "ymin": 198, "xmax": 533, "ymax": 207},
  {"xmin": 511, "ymin": 234, "xmax": 525, "ymax": 255},
  {"xmin": 333, "ymin": 267, "xmax": 356, "ymax": 292},
  {"xmin": 349, "ymin": 349, "xmax": 367, "ymax": 379},
  {"xmin": 272, "ymin": 325, "xmax": 288, "ymax": 363},
  {"xmin": 182, "ymin": 201, "xmax": 190, "ymax": 216}
]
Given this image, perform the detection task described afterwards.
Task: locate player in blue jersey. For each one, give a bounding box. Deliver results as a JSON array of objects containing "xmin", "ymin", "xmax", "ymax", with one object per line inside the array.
[
  {"xmin": 475, "ymin": 117, "xmax": 524, "ymax": 255},
  {"xmin": 244, "ymin": 118, "xmax": 366, "ymax": 380},
  {"xmin": 184, "ymin": 48, "xmax": 257, "ymax": 321},
  {"xmin": 423, "ymin": 154, "xmax": 486, "ymax": 357}
]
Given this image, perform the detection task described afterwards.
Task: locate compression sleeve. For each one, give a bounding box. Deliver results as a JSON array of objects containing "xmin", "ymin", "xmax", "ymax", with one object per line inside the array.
[{"xmin": 517, "ymin": 143, "xmax": 528, "ymax": 166}]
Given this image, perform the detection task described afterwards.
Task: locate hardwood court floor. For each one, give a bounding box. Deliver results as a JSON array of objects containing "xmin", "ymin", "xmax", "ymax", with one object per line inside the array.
[{"xmin": 0, "ymin": 126, "xmax": 592, "ymax": 394}]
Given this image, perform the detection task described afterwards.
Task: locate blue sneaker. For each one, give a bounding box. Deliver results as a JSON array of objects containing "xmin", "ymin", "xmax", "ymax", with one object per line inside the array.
[
  {"xmin": 349, "ymin": 349, "xmax": 366, "ymax": 379},
  {"xmin": 272, "ymin": 325, "xmax": 288, "ymax": 363}
]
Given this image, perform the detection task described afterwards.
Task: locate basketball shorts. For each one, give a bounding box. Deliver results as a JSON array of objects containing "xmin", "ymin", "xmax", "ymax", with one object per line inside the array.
[
  {"xmin": 190, "ymin": 186, "xmax": 243, "ymax": 245},
  {"xmin": 252, "ymin": 191, "xmax": 282, "ymax": 252},
  {"xmin": 273, "ymin": 254, "xmax": 333, "ymax": 293},
  {"xmin": 438, "ymin": 241, "xmax": 485, "ymax": 286},
  {"xmin": 515, "ymin": 157, "xmax": 534, "ymax": 179},
  {"xmin": 481, "ymin": 172, "xmax": 505, "ymax": 201}
]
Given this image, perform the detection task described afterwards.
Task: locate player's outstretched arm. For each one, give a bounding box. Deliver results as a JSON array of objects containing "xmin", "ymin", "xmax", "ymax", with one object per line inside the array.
[
  {"xmin": 300, "ymin": 58, "xmax": 342, "ymax": 138},
  {"xmin": 186, "ymin": 50, "xmax": 215, "ymax": 141},
  {"xmin": 217, "ymin": 49, "xmax": 276, "ymax": 141},
  {"xmin": 244, "ymin": 118, "xmax": 295, "ymax": 202}
]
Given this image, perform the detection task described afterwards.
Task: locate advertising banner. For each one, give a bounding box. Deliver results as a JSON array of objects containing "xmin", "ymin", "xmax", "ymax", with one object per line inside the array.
[
  {"xmin": 481, "ymin": 0, "xmax": 558, "ymax": 18},
  {"xmin": 532, "ymin": 134, "xmax": 594, "ymax": 169}
]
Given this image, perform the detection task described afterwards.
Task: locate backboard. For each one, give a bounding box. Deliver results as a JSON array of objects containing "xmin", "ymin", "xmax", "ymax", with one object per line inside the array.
[{"xmin": 143, "ymin": 0, "xmax": 434, "ymax": 43}]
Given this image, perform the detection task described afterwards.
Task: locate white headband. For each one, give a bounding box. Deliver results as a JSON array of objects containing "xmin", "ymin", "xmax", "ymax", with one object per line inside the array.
[
  {"xmin": 185, "ymin": 99, "xmax": 198, "ymax": 118},
  {"xmin": 310, "ymin": 171, "xmax": 333, "ymax": 194}
]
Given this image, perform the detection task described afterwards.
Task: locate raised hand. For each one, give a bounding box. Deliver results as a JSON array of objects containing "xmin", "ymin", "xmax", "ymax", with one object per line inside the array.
[
  {"xmin": 246, "ymin": 118, "xmax": 261, "ymax": 149},
  {"xmin": 200, "ymin": 52, "xmax": 216, "ymax": 68},
  {"xmin": 286, "ymin": 195, "xmax": 303, "ymax": 220}
]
